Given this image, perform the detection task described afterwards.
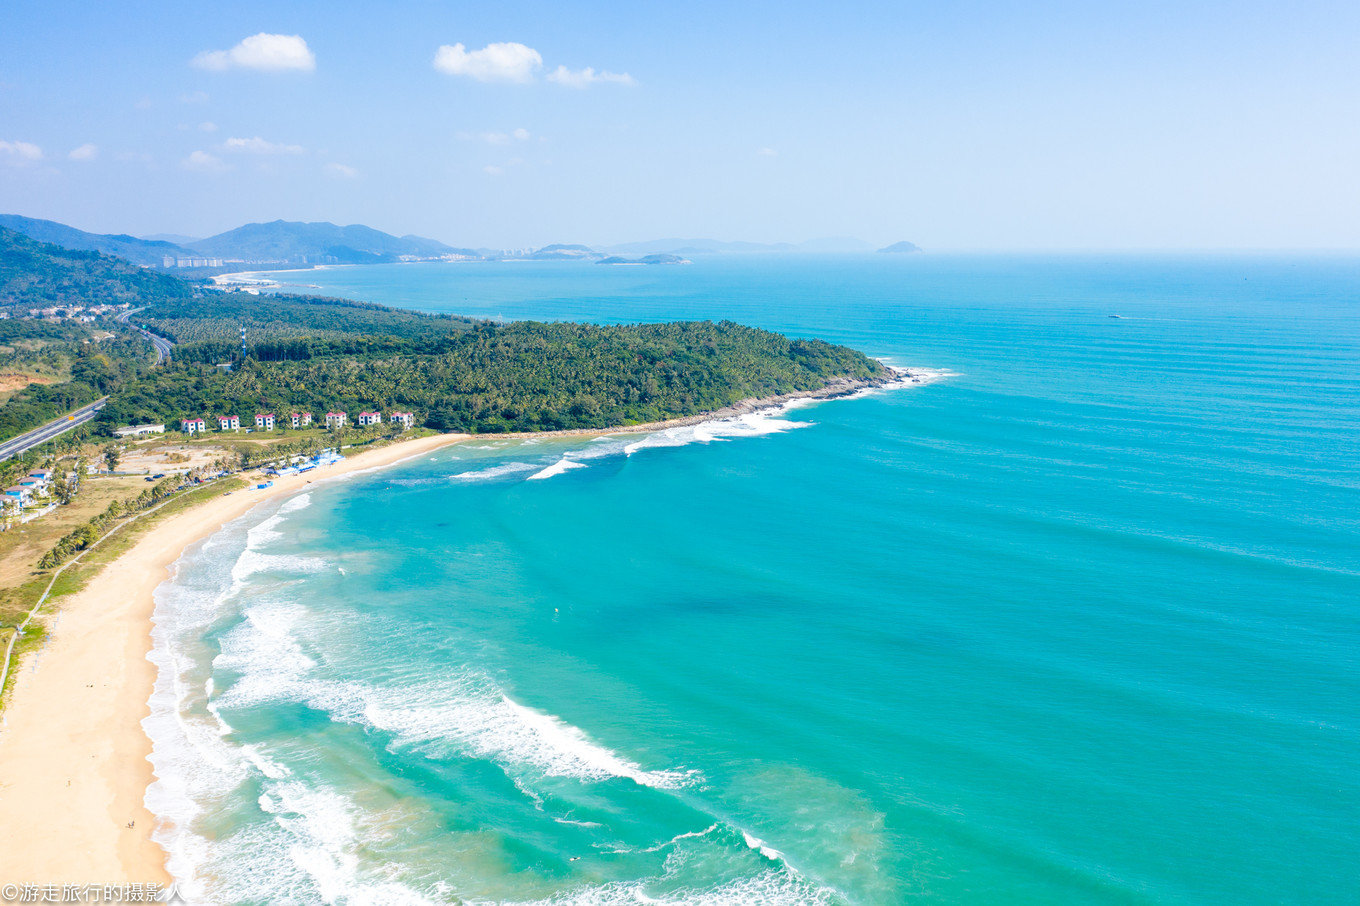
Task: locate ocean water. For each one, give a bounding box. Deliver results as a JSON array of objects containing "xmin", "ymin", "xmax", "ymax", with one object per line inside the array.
[{"xmin": 147, "ymin": 255, "xmax": 1360, "ymax": 904}]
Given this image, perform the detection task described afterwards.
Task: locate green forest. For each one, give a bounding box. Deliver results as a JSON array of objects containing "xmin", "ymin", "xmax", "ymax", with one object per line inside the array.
[
  {"xmin": 102, "ymin": 319, "xmax": 887, "ymax": 433},
  {"xmin": 2, "ymin": 225, "xmax": 889, "ymax": 440}
]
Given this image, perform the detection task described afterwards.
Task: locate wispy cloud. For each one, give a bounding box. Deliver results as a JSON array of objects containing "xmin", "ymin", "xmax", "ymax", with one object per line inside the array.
[
  {"xmin": 546, "ymin": 66, "xmax": 635, "ymax": 89},
  {"xmin": 179, "ymin": 90, "xmax": 210, "ymax": 104},
  {"xmin": 756, "ymin": 147, "xmax": 777, "ymax": 157},
  {"xmin": 68, "ymin": 143, "xmax": 99, "ymax": 161},
  {"xmin": 483, "ymin": 164, "xmax": 504, "ymax": 176},
  {"xmin": 199, "ymin": 121, "xmax": 219, "ymax": 133},
  {"xmin": 222, "ymin": 136, "xmax": 304, "ymax": 155},
  {"xmin": 325, "ymin": 162, "xmax": 358, "ymax": 179},
  {"xmin": 0, "ymin": 140, "xmax": 43, "ymax": 165},
  {"xmin": 193, "ymin": 33, "xmax": 316, "ymax": 72},
  {"xmin": 434, "ymin": 42, "xmax": 541, "ymax": 83},
  {"xmin": 458, "ymin": 128, "xmax": 532, "ymax": 145},
  {"xmin": 182, "ymin": 150, "xmax": 230, "ymax": 172}
]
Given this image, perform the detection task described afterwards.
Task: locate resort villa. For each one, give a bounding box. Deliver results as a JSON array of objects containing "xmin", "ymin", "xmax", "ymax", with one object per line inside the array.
[
  {"xmin": 4, "ymin": 486, "xmax": 32, "ymax": 506},
  {"xmin": 176, "ymin": 410, "xmax": 414, "ymax": 435}
]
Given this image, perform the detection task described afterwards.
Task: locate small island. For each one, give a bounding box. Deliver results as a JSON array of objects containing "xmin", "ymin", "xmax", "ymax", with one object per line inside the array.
[
  {"xmin": 877, "ymin": 241, "xmax": 922, "ymax": 254},
  {"xmin": 596, "ymin": 254, "xmax": 691, "ymax": 266}
]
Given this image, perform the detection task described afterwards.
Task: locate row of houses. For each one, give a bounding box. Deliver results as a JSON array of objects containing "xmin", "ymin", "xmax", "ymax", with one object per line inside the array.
[
  {"xmin": 3, "ymin": 468, "xmax": 54, "ymax": 509},
  {"xmin": 9, "ymin": 302, "xmax": 132, "ymax": 322},
  {"xmin": 180, "ymin": 410, "xmax": 415, "ymax": 434}
]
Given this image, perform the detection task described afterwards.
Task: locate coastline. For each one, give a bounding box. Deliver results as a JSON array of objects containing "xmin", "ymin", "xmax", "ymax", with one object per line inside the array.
[{"xmin": 0, "ymin": 370, "xmax": 928, "ymax": 887}]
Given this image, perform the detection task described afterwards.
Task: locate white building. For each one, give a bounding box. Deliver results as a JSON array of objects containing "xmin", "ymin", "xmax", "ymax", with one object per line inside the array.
[
  {"xmin": 388, "ymin": 411, "xmax": 414, "ymax": 430},
  {"xmin": 291, "ymin": 412, "xmax": 312, "ymax": 428},
  {"xmin": 326, "ymin": 412, "xmax": 347, "ymax": 429},
  {"xmin": 114, "ymin": 424, "xmax": 165, "ymax": 437},
  {"xmin": 357, "ymin": 411, "xmax": 382, "ymax": 427},
  {"xmin": 181, "ymin": 418, "xmax": 206, "ymax": 435},
  {"xmin": 218, "ymin": 415, "xmax": 240, "ymax": 432},
  {"xmin": 255, "ymin": 413, "xmax": 276, "ymax": 431}
]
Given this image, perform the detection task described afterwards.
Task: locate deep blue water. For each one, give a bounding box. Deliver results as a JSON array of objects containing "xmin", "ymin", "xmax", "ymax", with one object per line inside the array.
[{"xmin": 148, "ymin": 255, "xmax": 1360, "ymax": 904}]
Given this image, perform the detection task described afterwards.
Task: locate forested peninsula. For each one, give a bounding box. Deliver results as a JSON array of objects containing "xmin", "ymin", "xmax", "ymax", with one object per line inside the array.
[{"xmin": 2, "ymin": 226, "xmax": 890, "ymax": 438}]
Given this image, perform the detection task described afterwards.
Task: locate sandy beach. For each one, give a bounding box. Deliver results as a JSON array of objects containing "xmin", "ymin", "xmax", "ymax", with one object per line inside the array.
[
  {"xmin": 0, "ymin": 373, "xmax": 909, "ymax": 888},
  {"xmin": 0, "ymin": 431, "xmax": 471, "ymax": 887}
]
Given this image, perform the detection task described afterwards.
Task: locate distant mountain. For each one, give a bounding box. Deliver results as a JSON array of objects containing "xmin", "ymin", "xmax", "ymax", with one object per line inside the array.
[
  {"xmin": 188, "ymin": 220, "xmax": 457, "ymax": 264},
  {"xmin": 526, "ymin": 244, "xmax": 602, "ymax": 260},
  {"xmin": 598, "ymin": 254, "xmax": 691, "ymax": 266},
  {"xmin": 877, "ymin": 241, "xmax": 922, "ymax": 254},
  {"xmin": 0, "ymin": 214, "xmax": 193, "ymax": 266},
  {"xmin": 0, "ymin": 225, "xmax": 191, "ymax": 308},
  {"xmin": 140, "ymin": 233, "xmax": 202, "ymax": 245}
]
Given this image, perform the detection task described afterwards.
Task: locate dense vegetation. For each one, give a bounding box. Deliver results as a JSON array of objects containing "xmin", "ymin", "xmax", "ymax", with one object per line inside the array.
[
  {"xmin": 3, "ymin": 224, "xmax": 889, "ymax": 441},
  {"xmin": 0, "ymin": 214, "xmax": 192, "ymax": 267},
  {"xmin": 0, "ymin": 228, "xmax": 163, "ymax": 439},
  {"xmin": 141, "ymin": 291, "xmax": 475, "ymax": 352},
  {"xmin": 0, "ymin": 226, "xmax": 191, "ymax": 309},
  {"xmin": 102, "ymin": 319, "xmax": 886, "ymax": 433}
]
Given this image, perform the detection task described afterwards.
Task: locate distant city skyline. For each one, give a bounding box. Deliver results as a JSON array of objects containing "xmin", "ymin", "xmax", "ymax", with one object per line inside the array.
[{"xmin": 2, "ymin": 0, "xmax": 1357, "ymax": 251}]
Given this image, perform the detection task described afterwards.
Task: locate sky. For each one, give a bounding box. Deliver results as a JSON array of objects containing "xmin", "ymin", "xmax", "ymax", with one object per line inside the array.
[{"xmin": 1, "ymin": 0, "xmax": 1357, "ymax": 251}]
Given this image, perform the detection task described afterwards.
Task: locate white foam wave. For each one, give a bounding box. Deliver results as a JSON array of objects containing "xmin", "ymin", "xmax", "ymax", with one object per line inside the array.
[
  {"xmin": 452, "ymin": 461, "xmax": 540, "ymax": 482},
  {"xmin": 621, "ymin": 410, "xmax": 813, "ymax": 457},
  {"xmin": 491, "ymin": 870, "xmax": 841, "ymax": 906},
  {"xmin": 528, "ymin": 457, "xmax": 590, "ymax": 480},
  {"xmin": 306, "ymin": 676, "xmax": 697, "ymax": 790}
]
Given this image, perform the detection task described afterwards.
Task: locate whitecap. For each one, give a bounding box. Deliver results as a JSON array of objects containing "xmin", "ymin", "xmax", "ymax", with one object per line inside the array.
[{"xmin": 528, "ymin": 457, "xmax": 590, "ymax": 480}]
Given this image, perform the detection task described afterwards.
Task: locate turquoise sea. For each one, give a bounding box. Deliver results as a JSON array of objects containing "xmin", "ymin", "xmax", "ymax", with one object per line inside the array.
[{"xmin": 146, "ymin": 255, "xmax": 1360, "ymax": 904}]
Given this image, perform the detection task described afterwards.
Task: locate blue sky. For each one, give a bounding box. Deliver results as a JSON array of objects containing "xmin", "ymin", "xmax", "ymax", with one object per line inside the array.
[{"xmin": 1, "ymin": 0, "xmax": 1357, "ymax": 250}]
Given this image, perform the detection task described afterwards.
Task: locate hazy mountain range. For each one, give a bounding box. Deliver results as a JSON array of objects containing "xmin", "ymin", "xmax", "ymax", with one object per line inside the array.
[{"xmin": 0, "ymin": 214, "xmax": 919, "ymax": 269}]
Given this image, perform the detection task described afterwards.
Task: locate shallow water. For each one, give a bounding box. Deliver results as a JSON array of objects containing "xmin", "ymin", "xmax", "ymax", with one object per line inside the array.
[{"xmin": 148, "ymin": 254, "xmax": 1360, "ymax": 903}]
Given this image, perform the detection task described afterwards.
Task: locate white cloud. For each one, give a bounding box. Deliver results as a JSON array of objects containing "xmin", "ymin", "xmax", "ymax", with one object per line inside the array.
[
  {"xmin": 222, "ymin": 136, "xmax": 304, "ymax": 155},
  {"xmin": 458, "ymin": 128, "xmax": 532, "ymax": 145},
  {"xmin": 546, "ymin": 66, "xmax": 635, "ymax": 89},
  {"xmin": 68, "ymin": 143, "xmax": 99, "ymax": 161},
  {"xmin": 199, "ymin": 121, "xmax": 218, "ymax": 133},
  {"xmin": 182, "ymin": 150, "xmax": 230, "ymax": 172},
  {"xmin": 325, "ymin": 162, "xmax": 358, "ymax": 179},
  {"xmin": 434, "ymin": 42, "xmax": 541, "ymax": 83},
  {"xmin": 179, "ymin": 90, "xmax": 210, "ymax": 104},
  {"xmin": 193, "ymin": 33, "xmax": 316, "ymax": 72},
  {"xmin": 0, "ymin": 140, "xmax": 43, "ymax": 164},
  {"xmin": 483, "ymin": 164, "xmax": 504, "ymax": 176},
  {"xmin": 756, "ymin": 147, "xmax": 777, "ymax": 157}
]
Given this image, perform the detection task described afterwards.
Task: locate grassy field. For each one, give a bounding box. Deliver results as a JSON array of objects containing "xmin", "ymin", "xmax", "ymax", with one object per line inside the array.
[{"xmin": 0, "ymin": 474, "xmax": 247, "ymax": 709}]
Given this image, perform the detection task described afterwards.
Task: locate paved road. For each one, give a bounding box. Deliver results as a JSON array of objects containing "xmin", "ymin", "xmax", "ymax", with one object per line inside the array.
[
  {"xmin": 117, "ymin": 307, "xmax": 174, "ymax": 363},
  {"xmin": 0, "ymin": 397, "xmax": 108, "ymax": 461},
  {"xmin": 0, "ymin": 310, "xmax": 176, "ymax": 460}
]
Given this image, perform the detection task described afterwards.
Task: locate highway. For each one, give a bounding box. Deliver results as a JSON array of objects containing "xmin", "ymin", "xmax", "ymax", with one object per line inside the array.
[
  {"xmin": 116, "ymin": 306, "xmax": 175, "ymax": 363},
  {"xmin": 0, "ymin": 396, "xmax": 108, "ymax": 461},
  {"xmin": 0, "ymin": 310, "xmax": 175, "ymax": 460}
]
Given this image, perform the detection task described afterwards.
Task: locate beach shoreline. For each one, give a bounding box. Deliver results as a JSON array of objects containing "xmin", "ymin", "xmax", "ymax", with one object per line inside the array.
[{"xmin": 0, "ymin": 370, "xmax": 931, "ymax": 886}]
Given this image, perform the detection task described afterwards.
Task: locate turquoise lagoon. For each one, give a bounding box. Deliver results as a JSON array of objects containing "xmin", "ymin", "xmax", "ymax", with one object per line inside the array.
[{"xmin": 146, "ymin": 255, "xmax": 1360, "ymax": 904}]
